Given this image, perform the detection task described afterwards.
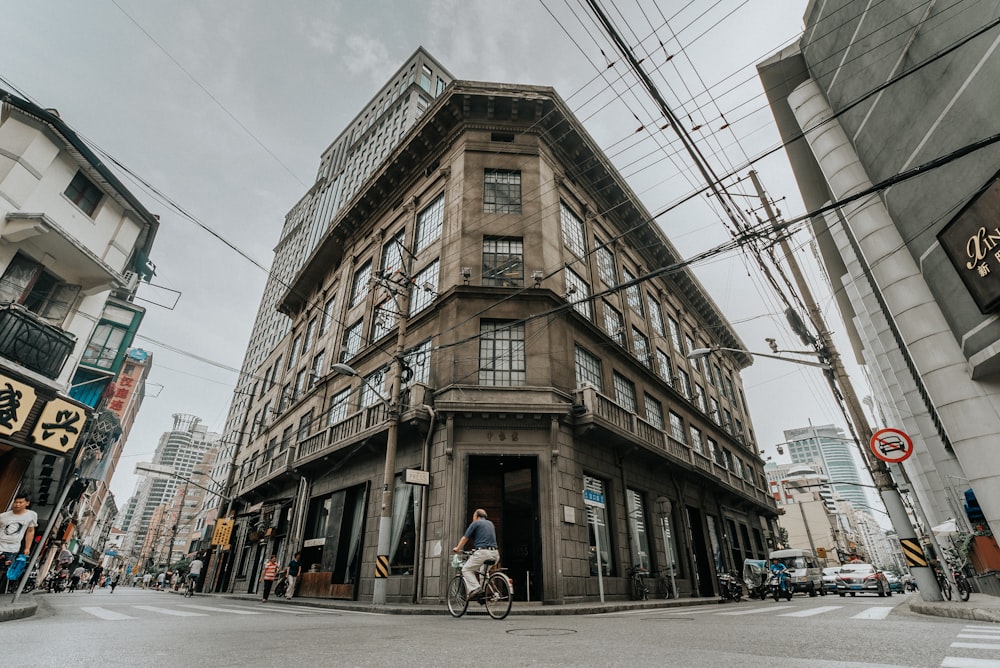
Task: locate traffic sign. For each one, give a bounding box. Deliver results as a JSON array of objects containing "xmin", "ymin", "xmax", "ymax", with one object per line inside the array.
[
  {"xmin": 583, "ymin": 489, "xmax": 605, "ymax": 508},
  {"xmin": 869, "ymin": 428, "xmax": 914, "ymax": 463}
]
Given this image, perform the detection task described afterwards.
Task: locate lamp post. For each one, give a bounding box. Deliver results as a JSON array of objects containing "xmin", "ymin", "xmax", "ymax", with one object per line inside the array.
[{"xmin": 687, "ymin": 346, "xmax": 832, "ymax": 370}]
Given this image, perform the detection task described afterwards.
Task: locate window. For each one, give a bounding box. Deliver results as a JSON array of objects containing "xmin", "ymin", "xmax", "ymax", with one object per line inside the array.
[
  {"xmin": 685, "ymin": 334, "xmax": 698, "ymax": 372},
  {"xmin": 644, "ymin": 394, "xmax": 664, "ymax": 430},
  {"xmin": 371, "ymin": 299, "xmax": 398, "ymax": 341},
  {"xmin": 574, "ymin": 345, "xmax": 602, "ymax": 389},
  {"xmin": 303, "ymin": 318, "xmax": 317, "ymax": 354},
  {"xmin": 711, "ymin": 363, "xmax": 722, "ymax": 388},
  {"xmin": 603, "ymin": 302, "xmax": 624, "ymax": 347},
  {"xmin": 613, "ymin": 372, "xmax": 636, "ymax": 413},
  {"xmin": 622, "ymin": 268, "xmax": 644, "ymax": 317},
  {"xmin": 278, "ymin": 383, "xmax": 292, "ymax": 413},
  {"xmin": 722, "ymin": 408, "xmax": 733, "ymax": 433},
  {"xmin": 724, "ymin": 375, "xmax": 736, "ymax": 404},
  {"xmin": 311, "ymin": 351, "xmax": 325, "ymax": 387},
  {"xmin": 479, "ymin": 320, "xmax": 525, "ymax": 386},
  {"xmin": 633, "ymin": 328, "xmax": 651, "ymax": 368},
  {"xmin": 341, "ymin": 320, "xmax": 363, "ymax": 361},
  {"xmin": 483, "ymin": 169, "xmax": 521, "ymax": 214},
  {"xmin": 564, "ymin": 268, "xmax": 592, "ymax": 319},
  {"xmin": 709, "ymin": 397, "xmax": 721, "ymax": 425},
  {"xmin": 297, "ymin": 410, "xmax": 313, "ymax": 442},
  {"xmin": 655, "ymin": 349, "xmax": 672, "ymax": 384},
  {"xmin": 381, "ymin": 230, "xmax": 406, "ymax": 278},
  {"xmin": 647, "ymin": 295, "xmax": 665, "ymax": 337},
  {"xmin": 64, "ymin": 170, "xmax": 103, "ymax": 216},
  {"xmin": 733, "ymin": 457, "xmax": 744, "ymax": 479},
  {"xmin": 360, "ymin": 368, "xmax": 386, "ymax": 407},
  {"xmin": 287, "ymin": 334, "xmax": 301, "ymax": 370},
  {"xmin": 327, "ymin": 388, "xmax": 350, "ymax": 426},
  {"xmin": 668, "ymin": 317, "xmax": 682, "ymax": 354},
  {"xmin": 402, "ymin": 339, "xmax": 431, "ymax": 388},
  {"xmin": 708, "ymin": 437, "xmax": 722, "ymax": 465},
  {"xmin": 676, "ymin": 369, "xmax": 691, "ymax": 399},
  {"xmin": 0, "ymin": 253, "xmax": 81, "ymax": 325},
  {"xmin": 668, "ymin": 411, "xmax": 685, "ymax": 443},
  {"xmin": 689, "ymin": 425, "xmax": 704, "ymax": 454},
  {"xmin": 81, "ymin": 321, "xmax": 126, "ymax": 370},
  {"xmin": 294, "ymin": 368, "xmax": 307, "ymax": 399},
  {"xmin": 349, "ymin": 260, "xmax": 372, "ymax": 308},
  {"xmin": 584, "ymin": 475, "xmax": 613, "ymax": 576},
  {"xmin": 270, "ymin": 357, "xmax": 281, "ymax": 388},
  {"xmin": 693, "ymin": 383, "xmax": 706, "ymax": 412},
  {"xmin": 415, "ymin": 194, "xmax": 444, "ymax": 253},
  {"xmin": 409, "ymin": 260, "xmax": 439, "ymax": 315},
  {"xmin": 596, "ymin": 244, "xmax": 617, "ymax": 287},
  {"xmin": 626, "ymin": 489, "xmax": 653, "ymax": 570},
  {"xmin": 390, "ymin": 475, "xmax": 417, "ymax": 574},
  {"xmin": 560, "ymin": 201, "xmax": 587, "ymax": 258},
  {"xmin": 320, "ymin": 294, "xmax": 337, "ymax": 334},
  {"xmin": 482, "ymin": 237, "xmax": 523, "ymax": 287}
]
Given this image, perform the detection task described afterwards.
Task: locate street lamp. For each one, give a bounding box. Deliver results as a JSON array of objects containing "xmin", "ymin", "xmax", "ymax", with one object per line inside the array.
[{"xmin": 687, "ymin": 346, "xmax": 832, "ymax": 370}]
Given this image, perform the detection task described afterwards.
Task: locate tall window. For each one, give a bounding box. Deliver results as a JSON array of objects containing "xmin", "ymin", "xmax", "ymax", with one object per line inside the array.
[
  {"xmin": 311, "ymin": 351, "xmax": 325, "ymax": 387},
  {"xmin": 360, "ymin": 368, "xmax": 386, "ymax": 407},
  {"xmin": 287, "ymin": 335, "xmax": 301, "ymax": 370},
  {"xmin": 371, "ymin": 299, "xmax": 398, "ymax": 341},
  {"xmin": 303, "ymin": 318, "xmax": 317, "ymax": 354},
  {"xmin": 327, "ymin": 388, "xmax": 350, "ymax": 426},
  {"xmin": 64, "ymin": 170, "xmax": 102, "ymax": 216},
  {"xmin": 564, "ymin": 268, "xmax": 592, "ymax": 319},
  {"xmin": 644, "ymin": 394, "xmax": 664, "ymax": 430},
  {"xmin": 626, "ymin": 490, "xmax": 653, "ymax": 570},
  {"xmin": 709, "ymin": 397, "xmax": 721, "ymax": 425},
  {"xmin": 693, "ymin": 383, "xmax": 706, "ymax": 412},
  {"xmin": 647, "ymin": 294, "xmax": 665, "ymax": 337},
  {"xmin": 0, "ymin": 253, "xmax": 80, "ymax": 325},
  {"xmin": 482, "ymin": 237, "xmax": 523, "ymax": 287},
  {"xmin": 656, "ymin": 349, "xmax": 672, "ymax": 384},
  {"xmin": 711, "ymin": 363, "xmax": 722, "ymax": 388},
  {"xmin": 380, "ymin": 230, "xmax": 406, "ymax": 277},
  {"xmin": 389, "ymin": 475, "xmax": 418, "ymax": 573},
  {"xmin": 690, "ymin": 425, "xmax": 704, "ymax": 455},
  {"xmin": 685, "ymin": 334, "xmax": 698, "ymax": 372},
  {"xmin": 349, "ymin": 260, "xmax": 372, "ymax": 308},
  {"xmin": 622, "ymin": 268, "xmax": 644, "ymax": 317},
  {"xmin": 603, "ymin": 302, "xmax": 624, "ymax": 347},
  {"xmin": 483, "ymin": 169, "xmax": 521, "ymax": 213},
  {"xmin": 403, "ymin": 339, "xmax": 431, "ymax": 388},
  {"xmin": 668, "ymin": 411, "xmax": 685, "ymax": 443},
  {"xmin": 341, "ymin": 320, "xmax": 363, "ymax": 361},
  {"xmin": 320, "ymin": 294, "xmax": 337, "ymax": 334},
  {"xmin": 668, "ymin": 317, "xmax": 682, "ymax": 354},
  {"xmin": 409, "ymin": 260, "xmax": 439, "ymax": 315},
  {"xmin": 613, "ymin": 372, "xmax": 636, "ymax": 413},
  {"xmin": 415, "ymin": 194, "xmax": 444, "ymax": 253},
  {"xmin": 633, "ymin": 328, "xmax": 651, "ymax": 368},
  {"xmin": 596, "ymin": 243, "xmax": 617, "ymax": 287},
  {"xmin": 560, "ymin": 201, "xmax": 587, "ymax": 257},
  {"xmin": 676, "ymin": 369, "xmax": 691, "ymax": 399},
  {"xmin": 584, "ymin": 475, "xmax": 613, "ymax": 576},
  {"xmin": 479, "ymin": 321, "xmax": 525, "ymax": 386},
  {"xmin": 574, "ymin": 345, "xmax": 602, "ymax": 389}
]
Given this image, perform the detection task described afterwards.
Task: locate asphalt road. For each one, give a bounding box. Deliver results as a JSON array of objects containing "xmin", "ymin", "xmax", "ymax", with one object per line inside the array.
[{"xmin": 7, "ymin": 588, "xmax": 1000, "ymax": 667}]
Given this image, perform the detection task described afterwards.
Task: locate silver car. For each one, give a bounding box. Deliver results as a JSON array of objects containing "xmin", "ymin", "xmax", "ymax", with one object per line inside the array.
[{"xmin": 835, "ymin": 563, "xmax": 891, "ymax": 597}]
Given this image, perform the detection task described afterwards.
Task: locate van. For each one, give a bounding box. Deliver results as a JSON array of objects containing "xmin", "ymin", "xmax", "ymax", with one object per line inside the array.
[{"xmin": 768, "ymin": 548, "xmax": 825, "ymax": 596}]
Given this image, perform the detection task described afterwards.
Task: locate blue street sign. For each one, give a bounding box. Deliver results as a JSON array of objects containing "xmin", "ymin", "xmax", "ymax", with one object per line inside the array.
[{"xmin": 583, "ymin": 489, "xmax": 605, "ymax": 508}]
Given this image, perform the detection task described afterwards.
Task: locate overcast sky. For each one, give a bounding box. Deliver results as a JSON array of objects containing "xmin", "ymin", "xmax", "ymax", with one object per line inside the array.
[{"xmin": 0, "ymin": 1, "xmax": 879, "ymax": 514}]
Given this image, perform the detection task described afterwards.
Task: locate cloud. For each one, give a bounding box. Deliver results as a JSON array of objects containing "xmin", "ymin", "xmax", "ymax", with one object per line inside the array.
[
  {"xmin": 303, "ymin": 17, "xmax": 340, "ymax": 55},
  {"xmin": 342, "ymin": 33, "xmax": 392, "ymax": 77}
]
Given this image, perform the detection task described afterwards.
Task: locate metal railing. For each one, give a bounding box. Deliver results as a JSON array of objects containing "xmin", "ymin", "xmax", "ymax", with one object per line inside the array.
[
  {"xmin": 0, "ymin": 302, "xmax": 75, "ymax": 379},
  {"xmin": 294, "ymin": 403, "xmax": 392, "ymax": 466}
]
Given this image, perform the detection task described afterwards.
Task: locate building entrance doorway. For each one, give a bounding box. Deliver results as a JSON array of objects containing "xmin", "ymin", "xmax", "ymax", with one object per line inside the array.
[
  {"xmin": 466, "ymin": 455, "xmax": 541, "ymax": 601},
  {"xmin": 686, "ymin": 506, "xmax": 715, "ymax": 597}
]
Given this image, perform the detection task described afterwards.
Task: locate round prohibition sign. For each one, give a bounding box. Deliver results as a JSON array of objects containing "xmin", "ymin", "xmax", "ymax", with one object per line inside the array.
[{"xmin": 870, "ymin": 428, "xmax": 914, "ymax": 463}]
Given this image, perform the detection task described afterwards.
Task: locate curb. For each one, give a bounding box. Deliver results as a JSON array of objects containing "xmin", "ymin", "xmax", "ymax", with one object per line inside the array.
[
  {"xmin": 0, "ymin": 597, "xmax": 38, "ymax": 623},
  {"xmin": 908, "ymin": 598, "xmax": 1000, "ymax": 623}
]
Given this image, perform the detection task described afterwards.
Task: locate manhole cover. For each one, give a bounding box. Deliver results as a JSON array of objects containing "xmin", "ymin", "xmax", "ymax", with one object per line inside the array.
[{"xmin": 507, "ymin": 628, "xmax": 579, "ymax": 637}]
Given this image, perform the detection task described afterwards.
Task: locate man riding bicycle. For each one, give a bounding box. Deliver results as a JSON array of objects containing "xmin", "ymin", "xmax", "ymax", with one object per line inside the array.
[
  {"xmin": 187, "ymin": 555, "xmax": 204, "ymax": 592},
  {"xmin": 452, "ymin": 508, "xmax": 499, "ymax": 598}
]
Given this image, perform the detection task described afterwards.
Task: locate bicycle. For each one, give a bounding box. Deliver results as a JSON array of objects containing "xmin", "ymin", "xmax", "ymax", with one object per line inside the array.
[
  {"xmin": 950, "ymin": 562, "xmax": 973, "ymax": 602},
  {"xmin": 274, "ymin": 574, "xmax": 289, "ymax": 598},
  {"xmin": 626, "ymin": 565, "xmax": 649, "ymax": 601},
  {"xmin": 446, "ymin": 551, "xmax": 513, "ymax": 620},
  {"xmin": 651, "ymin": 568, "xmax": 674, "ymax": 599},
  {"xmin": 184, "ymin": 576, "xmax": 196, "ymax": 598},
  {"xmin": 934, "ymin": 565, "xmax": 952, "ymax": 601}
]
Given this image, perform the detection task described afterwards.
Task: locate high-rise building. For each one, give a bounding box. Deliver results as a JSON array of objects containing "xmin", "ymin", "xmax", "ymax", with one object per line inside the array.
[
  {"xmin": 220, "ymin": 54, "xmax": 777, "ymax": 605},
  {"xmin": 783, "ymin": 424, "xmax": 870, "ymax": 515}
]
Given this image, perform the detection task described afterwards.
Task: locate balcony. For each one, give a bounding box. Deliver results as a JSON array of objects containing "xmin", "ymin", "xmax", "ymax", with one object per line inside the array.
[
  {"xmin": 573, "ymin": 384, "xmax": 774, "ymax": 510},
  {"xmin": 0, "ymin": 302, "xmax": 76, "ymax": 379},
  {"xmin": 294, "ymin": 403, "xmax": 393, "ymax": 470},
  {"xmin": 235, "ymin": 448, "xmax": 296, "ymax": 498}
]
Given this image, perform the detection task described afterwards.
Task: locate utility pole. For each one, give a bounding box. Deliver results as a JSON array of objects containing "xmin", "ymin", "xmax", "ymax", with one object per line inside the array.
[{"xmin": 749, "ymin": 169, "xmax": 940, "ymax": 599}]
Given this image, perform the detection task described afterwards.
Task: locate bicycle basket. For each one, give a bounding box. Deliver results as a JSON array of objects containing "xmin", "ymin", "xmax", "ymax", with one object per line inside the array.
[{"xmin": 450, "ymin": 554, "xmax": 467, "ymax": 570}]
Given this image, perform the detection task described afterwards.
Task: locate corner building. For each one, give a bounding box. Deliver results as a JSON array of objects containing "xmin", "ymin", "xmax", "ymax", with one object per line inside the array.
[{"xmin": 229, "ymin": 76, "xmax": 777, "ymax": 605}]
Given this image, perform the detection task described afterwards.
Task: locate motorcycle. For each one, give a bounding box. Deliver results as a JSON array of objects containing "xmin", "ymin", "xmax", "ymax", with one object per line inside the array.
[
  {"xmin": 766, "ymin": 570, "xmax": 793, "ymax": 601},
  {"xmin": 717, "ymin": 569, "xmax": 743, "ymax": 602},
  {"xmin": 43, "ymin": 569, "xmax": 69, "ymax": 593},
  {"xmin": 743, "ymin": 559, "xmax": 769, "ymax": 600}
]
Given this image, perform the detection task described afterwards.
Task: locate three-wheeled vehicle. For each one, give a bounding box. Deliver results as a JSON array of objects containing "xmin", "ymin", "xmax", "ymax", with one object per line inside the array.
[{"xmin": 743, "ymin": 558, "xmax": 769, "ymax": 600}]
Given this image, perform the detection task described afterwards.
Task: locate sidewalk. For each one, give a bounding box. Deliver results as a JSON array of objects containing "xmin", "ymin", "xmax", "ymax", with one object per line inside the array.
[{"xmin": 907, "ymin": 592, "xmax": 1000, "ymax": 623}]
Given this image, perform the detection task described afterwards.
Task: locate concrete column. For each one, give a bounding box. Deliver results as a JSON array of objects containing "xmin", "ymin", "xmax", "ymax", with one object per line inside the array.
[{"xmin": 788, "ymin": 78, "xmax": 1000, "ymax": 528}]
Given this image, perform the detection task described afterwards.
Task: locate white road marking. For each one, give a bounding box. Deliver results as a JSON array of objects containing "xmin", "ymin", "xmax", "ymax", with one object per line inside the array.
[
  {"xmin": 963, "ymin": 626, "xmax": 1000, "ymax": 632},
  {"xmin": 267, "ymin": 605, "xmax": 342, "ymax": 614},
  {"xmin": 850, "ymin": 607, "xmax": 892, "ymax": 620},
  {"xmin": 942, "ymin": 658, "xmax": 1000, "ymax": 667},
  {"xmin": 133, "ymin": 605, "xmax": 206, "ymax": 617},
  {"xmin": 951, "ymin": 641, "xmax": 1000, "ymax": 650},
  {"xmin": 80, "ymin": 606, "xmax": 134, "ymax": 620},
  {"xmin": 224, "ymin": 605, "xmax": 311, "ymax": 615},
  {"xmin": 957, "ymin": 634, "xmax": 1000, "ymax": 640},
  {"xmin": 778, "ymin": 605, "xmax": 842, "ymax": 617},
  {"xmin": 177, "ymin": 604, "xmax": 262, "ymax": 615},
  {"xmin": 717, "ymin": 605, "xmax": 795, "ymax": 615}
]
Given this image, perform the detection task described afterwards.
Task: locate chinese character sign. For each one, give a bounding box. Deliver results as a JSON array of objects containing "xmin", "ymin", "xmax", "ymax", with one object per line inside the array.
[
  {"xmin": 0, "ymin": 375, "xmax": 36, "ymax": 436},
  {"xmin": 211, "ymin": 519, "xmax": 234, "ymax": 547},
  {"xmin": 32, "ymin": 398, "xmax": 86, "ymax": 454}
]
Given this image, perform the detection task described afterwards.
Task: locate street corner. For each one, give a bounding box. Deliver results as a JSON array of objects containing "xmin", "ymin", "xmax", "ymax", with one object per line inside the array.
[
  {"xmin": 908, "ymin": 595, "xmax": 1000, "ymax": 623},
  {"xmin": 0, "ymin": 598, "xmax": 38, "ymax": 623}
]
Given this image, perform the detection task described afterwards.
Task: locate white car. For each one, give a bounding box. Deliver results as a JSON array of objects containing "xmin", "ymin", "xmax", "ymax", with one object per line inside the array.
[{"xmin": 822, "ymin": 566, "xmax": 840, "ymax": 593}]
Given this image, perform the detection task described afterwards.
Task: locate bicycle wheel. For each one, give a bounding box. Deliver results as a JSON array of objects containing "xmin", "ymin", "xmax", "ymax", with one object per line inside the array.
[
  {"xmin": 484, "ymin": 573, "xmax": 512, "ymax": 620},
  {"xmin": 958, "ymin": 580, "xmax": 971, "ymax": 602},
  {"xmin": 275, "ymin": 579, "xmax": 287, "ymax": 598},
  {"xmin": 446, "ymin": 575, "xmax": 468, "ymax": 618},
  {"xmin": 940, "ymin": 578, "xmax": 953, "ymax": 601}
]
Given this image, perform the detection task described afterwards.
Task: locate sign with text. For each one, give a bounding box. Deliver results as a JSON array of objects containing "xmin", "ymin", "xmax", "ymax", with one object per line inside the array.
[
  {"xmin": 938, "ymin": 175, "xmax": 1000, "ymax": 313},
  {"xmin": 404, "ymin": 468, "xmax": 430, "ymax": 486},
  {"xmin": 211, "ymin": 518, "xmax": 234, "ymax": 546},
  {"xmin": 583, "ymin": 489, "xmax": 605, "ymax": 508}
]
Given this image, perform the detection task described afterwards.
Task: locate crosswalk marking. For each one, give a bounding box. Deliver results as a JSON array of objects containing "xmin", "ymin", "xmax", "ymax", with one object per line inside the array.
[
  {"xmin": 957, "ymin": 633, "xmax": 1000, "ymax": 640},
  {"xmin": 80, "ymin": 606, "xmax": 134, "ymax": 620},
  {"xmin": 177, "ymin": 604, "xmax": 262, "ymax": 615},
  {"xmin": 236, "ymin": 604, "xmax": 341, "ymax": 615},
  {"xmin": 224, "ymin": 605, "xmax": 312, "ymax": 615},
  {"xmin": 963, "ymin": 626, "xmax": 1000, "ymax": 632},
  {"xmin": 850, "ymin": 607, "xmax": 892, "ymax": 620},
  {"xmin": 951, "ymin": 642, "xmax": 1000, "ymax": 650},
  {"xmin": 778, "ymin": 605, "xmax": 842, "ymax": 617},
  {"xmin": 717, "ymin": 605, "xmax": 794, "ymax": 615},
  {"xmin": 942, "ymin": 658, "xmax": 1000, "ymax": 667},
  {"xmin": 133, "ymin": 605, "xmax": 206, "ymax": 617}
]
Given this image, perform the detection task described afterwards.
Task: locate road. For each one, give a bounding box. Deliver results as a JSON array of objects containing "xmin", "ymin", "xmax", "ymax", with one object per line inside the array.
[{"xmin": 7, "ymin": 588, "xmax": 999, "ymax": 667}]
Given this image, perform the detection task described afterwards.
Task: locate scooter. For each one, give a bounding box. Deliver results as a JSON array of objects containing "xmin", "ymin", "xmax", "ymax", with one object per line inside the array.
[
  {"xmin": 718, "ymin": 570, "xmax": 743, "ymax": 603},
  {"xmin": 766, "ymin": 571, "xmax": 793, "ymax": 601}
]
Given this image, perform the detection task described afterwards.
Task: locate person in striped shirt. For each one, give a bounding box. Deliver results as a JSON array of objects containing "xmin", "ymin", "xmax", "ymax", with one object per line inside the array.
[{"xmin": 261, "ymin": 555, "xmax": 279, "ymax": 602}]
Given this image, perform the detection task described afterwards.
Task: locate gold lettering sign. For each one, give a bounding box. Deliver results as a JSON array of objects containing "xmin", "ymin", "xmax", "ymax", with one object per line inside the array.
[
  {"xmin": 32, "ymin": 398, "xmax": 86, "ymax": 454},
  {"xmin": 965, "ymin": 226, "xmax": 1000, "ymax": 269},
  {"xmin": 0, "ymin": 374, "xmax": 37, "ymax": 436},
  {"xmin": 211, "ymin": 519, "xmax": 234, "ymax": 546}
]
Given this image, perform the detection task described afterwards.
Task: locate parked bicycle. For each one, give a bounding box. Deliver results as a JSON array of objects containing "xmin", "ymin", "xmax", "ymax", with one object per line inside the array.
[
  {"xmin": 627, "ymin": 565, "xmax": 650, "ymax": 601},
  {"xmin": 933, "ymin": 563, "xmax": 953, "ymax": 601},
  {"xmin": 649, "ymin": 568, "xmax": 674, "ymax": 599},
  {"xmin": 947, "ymin": 560, "xmax": 973, "ymax": 602},
  {"xmin": 447, "ymin": 551, "xmax": 513, "ymax": 620},
  {"xmin": 274, "ymin": 574, "xmax": 289, "ymax": 598}
]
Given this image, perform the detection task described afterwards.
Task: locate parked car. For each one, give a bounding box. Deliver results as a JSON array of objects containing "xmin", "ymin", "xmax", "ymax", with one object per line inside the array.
[
  {"xmin": 822, "ymin": 566, "xmax": 840, "ymax": 593},
  {"xmin": 835, "ymin": 563, "xmax": 892, "ymax": 597},
  {"xmin": 885, "ymin": 573, "xmax": 904, "ymax": 593}
]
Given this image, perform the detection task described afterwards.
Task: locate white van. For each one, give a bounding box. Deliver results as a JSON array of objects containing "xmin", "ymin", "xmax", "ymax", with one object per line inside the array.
[{"xmin": 768, "ymin": 548, "xmax": 825, "ymax": 596}]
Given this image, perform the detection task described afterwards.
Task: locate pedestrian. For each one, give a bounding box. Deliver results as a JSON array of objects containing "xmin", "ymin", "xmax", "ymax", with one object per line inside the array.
[
  {"xmin": 285, "ymin": 552, "xmax": 301, "ymax": 600},
  {"xmin": 155, "ymin": 571, "xmax": 165, "ymax": 590},
  {"xmin": 452, "ymin": 508, "xmax": 500, "ymax": 598},
  {"xmin": 142, "ymin": 572, "xmax": 152, "ymax": 589},
  {"xmin": 0, "ymin": 493, "xmax": 37, "ymax": 592},
  {"xmin": 69, "ymin": 564, "xmax": 85, "ymax": 592},
  {"xmin": 260, "ymin": 554, "xmax": 279, "ymax": 602},
  {"xmin": 88, "ymin": 565, "xmax": 104, "ymax": 592},
  {"xmin": 109, "ymin": 573, "xmax": 119, "ymax": 594}
]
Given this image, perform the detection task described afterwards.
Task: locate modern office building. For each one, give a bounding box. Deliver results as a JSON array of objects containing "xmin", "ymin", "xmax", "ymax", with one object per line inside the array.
[
  {"xmin": 757, "ymin": 1, "xmax": 1000, "ymax": 534},
  {"xmin": 783, "ymin": 424, "xmax": 870, "ymax": 515},
  {"xmin": 222, "ymin": 54, "xmax": 777, "ymax": 605}
]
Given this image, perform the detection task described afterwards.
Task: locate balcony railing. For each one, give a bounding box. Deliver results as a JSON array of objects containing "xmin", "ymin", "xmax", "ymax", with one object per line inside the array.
[
  {"xmin": 295, "ymin": 403, "xmax": 391, "ymax": 467},
  {"xmin": 574, "ymin": 384, "xmax": 773, "ymax": 508},
  {"xmin": 0, "ymin": 302, "xmax": 76, "ymax": 379},
  {"xmin": 237, "ymin": 448, "xmax": 294, "ymax": 496}
]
